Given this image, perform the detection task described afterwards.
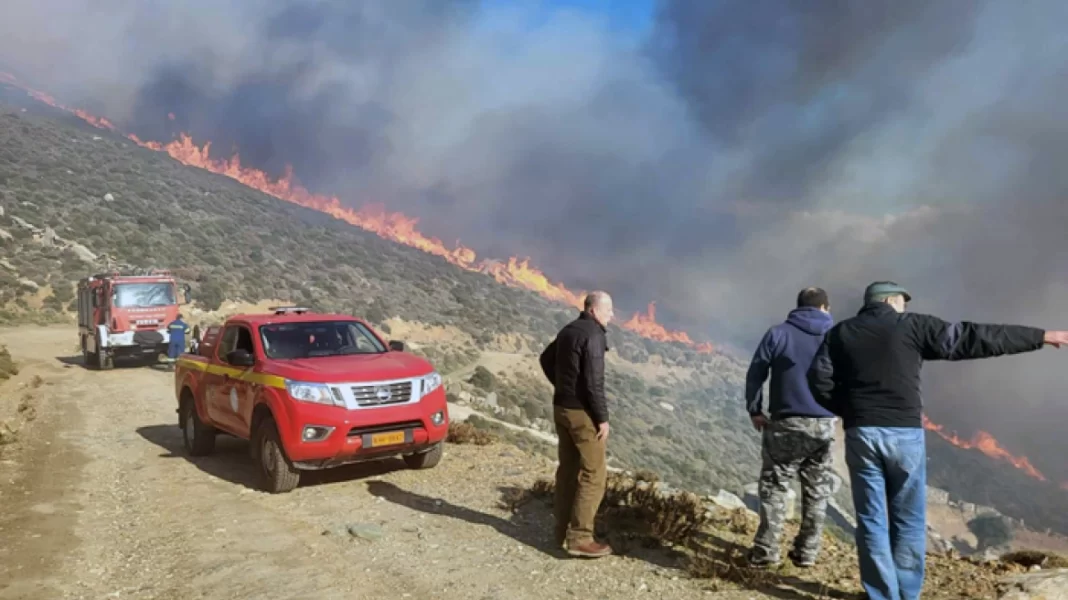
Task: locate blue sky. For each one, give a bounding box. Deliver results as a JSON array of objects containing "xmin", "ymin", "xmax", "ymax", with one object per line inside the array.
[{"xmin": 480, "ymin": 0, "xmax": 655, "ymax": 33}]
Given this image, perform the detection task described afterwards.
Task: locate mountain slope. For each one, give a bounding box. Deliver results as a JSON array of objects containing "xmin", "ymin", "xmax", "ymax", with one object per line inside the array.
[
  {"xmin": 0, "ymin": 101, "xmax": 762, "ymax": 495},
  {"xmin": 3, "ymin": 97, "xmax": 1068, "ymax": 538}
]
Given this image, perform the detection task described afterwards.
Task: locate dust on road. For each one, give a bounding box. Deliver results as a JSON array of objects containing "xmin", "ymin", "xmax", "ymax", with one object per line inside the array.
[{"xmin": 0, "ymin": 326, "xmax": 740, "ymax": 600}]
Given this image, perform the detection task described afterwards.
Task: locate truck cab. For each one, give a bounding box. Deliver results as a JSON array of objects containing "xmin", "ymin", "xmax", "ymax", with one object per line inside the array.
[
  {"xmin": 76, "ymin": 269, "xmax": 192, "ymax": 369},
  {"xmin": 173, "ymin": 307, "xmax": 449, "ymax": 493}
]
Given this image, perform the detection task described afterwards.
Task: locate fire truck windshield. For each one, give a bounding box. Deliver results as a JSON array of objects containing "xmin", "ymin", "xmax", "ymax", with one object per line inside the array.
[{"xmin": 112, "ymin": 283, "xmax": 176, "ymax": 308}]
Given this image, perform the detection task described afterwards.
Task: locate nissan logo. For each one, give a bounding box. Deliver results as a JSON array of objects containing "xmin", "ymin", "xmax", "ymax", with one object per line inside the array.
[{"xmin": 374, "ymin": 386, "xmax": 392, "ymax": 401}]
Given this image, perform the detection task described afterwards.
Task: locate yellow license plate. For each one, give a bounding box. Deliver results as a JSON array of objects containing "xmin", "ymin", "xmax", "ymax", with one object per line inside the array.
[{"xmin": 369, "ymin": 431, "xmax": 405, "ymax": 447}]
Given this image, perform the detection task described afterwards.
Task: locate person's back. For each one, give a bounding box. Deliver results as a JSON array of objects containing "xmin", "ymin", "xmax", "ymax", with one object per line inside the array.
[
  {"xmin": 545, "ymin": 314, "xmax": 608, "ymax": 423},
  {"xmin": 808, "ymin": 281, "xmax": 1065, "ymax": 600},
  {"xmin": 814, "ymin": 295, "xmax": 1045, "ymax": 429},
  {"xmin": 745, "ymin": 287, "xmax": 837, "ymax": 569},
  {"xmin": 167, "ymin": 315, "xmax": 190, "ymax": 363}
]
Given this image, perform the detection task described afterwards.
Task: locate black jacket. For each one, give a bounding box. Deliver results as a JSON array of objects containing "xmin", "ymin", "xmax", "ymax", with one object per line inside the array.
[
  {"xmin": 539, "ymin": 311, "xmax": 609, "ymax": 424},
  {"xmin": 807, "ymin": 302, "xmax": 1045, "ymax": 429}
]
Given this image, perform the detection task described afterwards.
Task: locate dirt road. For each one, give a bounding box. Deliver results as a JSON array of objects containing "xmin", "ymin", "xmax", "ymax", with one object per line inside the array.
[{"xmin": 0, "ymin": 326, "xmax": 760, "ymax": 600}]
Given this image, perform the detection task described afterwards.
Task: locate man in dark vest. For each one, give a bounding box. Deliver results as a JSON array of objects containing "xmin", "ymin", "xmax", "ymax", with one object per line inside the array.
[{"xmin": 539, "ymin": 291, "xmax": 614, "ymax": 558}]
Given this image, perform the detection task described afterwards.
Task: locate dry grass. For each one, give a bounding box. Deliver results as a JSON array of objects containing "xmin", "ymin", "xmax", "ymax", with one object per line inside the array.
[
  {"xmin": 446, "ymin": 421, "xmax": 499, "ymax": 446},
  {"xmin": 530, "ymin": 472, "xmax": 711, "ymax": 546}
]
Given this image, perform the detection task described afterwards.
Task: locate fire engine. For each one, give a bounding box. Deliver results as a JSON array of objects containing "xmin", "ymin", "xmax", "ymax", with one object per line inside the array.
[{"xmin": 76, "ymin": 269, "xmax": 192, "ymax": 369}]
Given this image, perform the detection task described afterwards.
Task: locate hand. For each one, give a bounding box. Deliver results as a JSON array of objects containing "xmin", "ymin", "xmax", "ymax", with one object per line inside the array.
[
  {"xmin": 1043, "ymin": 331, "xmax": 1068, "ymax": 348},
  {"xmin": 596, "ymin": 421, "xmax": 610, "ymax": 442},
  {"xmin": 750, "ymin": 415, "xmax": 768, "ymax": 432}
]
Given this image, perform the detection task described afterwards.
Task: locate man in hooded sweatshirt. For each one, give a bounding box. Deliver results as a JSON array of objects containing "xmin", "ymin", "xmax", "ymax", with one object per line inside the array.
[{"xmin": 744, "ymin": 287, "xmax": 837, "ymax": 568}]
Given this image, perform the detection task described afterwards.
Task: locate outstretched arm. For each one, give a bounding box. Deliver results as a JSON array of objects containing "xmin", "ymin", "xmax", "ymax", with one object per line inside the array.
[{"xmin": 908, "ymin": 314, "xmax": 1050, "ymax": 361}]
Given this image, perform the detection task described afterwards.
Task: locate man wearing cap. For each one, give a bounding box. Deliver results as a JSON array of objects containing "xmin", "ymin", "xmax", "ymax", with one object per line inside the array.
[{"xmin": 807, "ymin": 281, "xmax": 1068, "ymax": 600}]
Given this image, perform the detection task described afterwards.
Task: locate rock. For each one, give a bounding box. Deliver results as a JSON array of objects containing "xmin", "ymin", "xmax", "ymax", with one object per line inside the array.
[
  {"xmin": 658, "ymin": 402, "xmax": 674, "ymax": 412},
  {"xmin": 926, "ymin": 527, "xmax": 955, "ymax": 556},
  {"xmin": 484, "ymin": 392, "xmax": 499, "ymax": 408},
  {"xmin": 707, "ymin": 490, "xmax": 746, "ymax": 511},
  {"xmin": 346, "ymin": 523, "xmax": 384, "ymax": 541},
  {"xmin": 458, "ymin": 390, "xmax": 473, "ymax": 403},
  {"xmin": 505, "ymin": 406, "xmax": 522, "ymax": 420},
  {"xmin": 0, "ymin": 229, "xmax": 12, "ymax": 241},
  {"xmin": 103, "ymin": 193, "xmax": 115, "ymax": 202},
  {"xmin": 68, "ymin": 242, "xmax": 97, "ymax": 263},
  {"xmin": 997, "ymin": 568, "xmax": 1068, "ymax": 599}
]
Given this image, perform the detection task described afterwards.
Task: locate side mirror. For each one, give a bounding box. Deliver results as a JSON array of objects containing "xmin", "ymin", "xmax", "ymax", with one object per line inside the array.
[
  {"xmin": 227, "ymin": 349, "xmax": 255, "ymax": 367},
  {"xmin": 388, "ymin": 340, "xmax": 405, "ymax": 352}
]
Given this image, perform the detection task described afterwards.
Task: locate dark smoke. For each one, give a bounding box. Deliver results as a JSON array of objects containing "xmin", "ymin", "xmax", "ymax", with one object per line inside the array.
[{"xmin": 3, "ymin": 1, "xmax": 1068, "ymax": 481}]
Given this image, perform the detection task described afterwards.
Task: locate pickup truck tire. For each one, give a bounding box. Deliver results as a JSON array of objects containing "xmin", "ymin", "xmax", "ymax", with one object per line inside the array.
[
  {"xmin": 254, "ymin": 418, "xmax": 300, "ymax": 494},
  {"xmin": 180, "ymin": 399, "xmax": 216, "ymax": 456},
  {"xmin": 403, "ymin": 442, "xmax": 443, "ymax": 470}
]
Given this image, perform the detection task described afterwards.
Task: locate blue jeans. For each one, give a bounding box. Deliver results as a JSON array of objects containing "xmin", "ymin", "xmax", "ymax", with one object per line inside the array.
[{"xmin": 845, "ymin": 427, "xmax": 926, "ymax": 600}]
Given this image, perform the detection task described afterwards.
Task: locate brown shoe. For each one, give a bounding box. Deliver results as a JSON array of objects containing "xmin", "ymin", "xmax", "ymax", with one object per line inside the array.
[{"xmin": 565, "ymin": 540, "xmax": 613, "ymax": 558}]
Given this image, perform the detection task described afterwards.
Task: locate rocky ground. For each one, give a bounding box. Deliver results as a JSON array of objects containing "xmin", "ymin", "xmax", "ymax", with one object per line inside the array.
[{"xmin": 0, "ymin": 325, "xmax": 1064, "ymax": 599}]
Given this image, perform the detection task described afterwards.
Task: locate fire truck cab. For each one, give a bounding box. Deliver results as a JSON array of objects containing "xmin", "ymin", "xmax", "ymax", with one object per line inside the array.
[{"xmin": 76, "ymin": 269, "xmax": 192, "ymax": 370}]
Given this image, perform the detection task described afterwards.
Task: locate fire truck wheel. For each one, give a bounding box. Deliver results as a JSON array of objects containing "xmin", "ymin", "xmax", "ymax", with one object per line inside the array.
[
  {"xmin": 254, "ymin": 418, "xmax": 300, "ymax": 494},
  {"xmin": 180, "ymin": 399, "xmax": 216, "ymax": 456},
  {"xmin": 96, "ymin": 350, "xmax": 113, "ymax": 371},
  {"xmin": 403, "ymin": 442, "xmax": 443, "ymax": 470}
]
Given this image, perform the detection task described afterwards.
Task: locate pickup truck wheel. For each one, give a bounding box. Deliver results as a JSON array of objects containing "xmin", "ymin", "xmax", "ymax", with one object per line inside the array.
[
  {"xmin": 254, "ymin": 419, "xmax": 300, "ymax": 494},
  {"xmin": 181, "ymin": 400, "xmax": 216, "ymax": 456},
  {"xmin": 403, "ymin": 442, "xmax": 443, "ymax": 470}
]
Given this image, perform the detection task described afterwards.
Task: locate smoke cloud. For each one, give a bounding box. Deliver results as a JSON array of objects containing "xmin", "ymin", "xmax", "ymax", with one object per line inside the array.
[{"xmin": 3, "ymin": 1, "xmax": 1068, "ymax": 480}]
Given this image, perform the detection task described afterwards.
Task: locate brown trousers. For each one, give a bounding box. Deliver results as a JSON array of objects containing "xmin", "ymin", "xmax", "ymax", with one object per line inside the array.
[{"xmin": 553, "ymin": 406, "xmax": 607, "ymax": 545}]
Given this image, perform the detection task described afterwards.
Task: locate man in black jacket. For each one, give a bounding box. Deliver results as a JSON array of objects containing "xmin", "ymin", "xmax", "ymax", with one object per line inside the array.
[
  {"xmin": 807, "ymin": 281, "xmax": 1068, "ymax": 600},
  {"xmin": 539, "ymin": 291, "xmax": 614, "ymax": 558}
]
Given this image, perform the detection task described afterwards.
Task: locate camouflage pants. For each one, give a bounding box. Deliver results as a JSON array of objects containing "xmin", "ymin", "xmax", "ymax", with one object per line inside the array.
[{"xmin": 750, "ymin": 416, "xmax": 837, "ymax": 564}]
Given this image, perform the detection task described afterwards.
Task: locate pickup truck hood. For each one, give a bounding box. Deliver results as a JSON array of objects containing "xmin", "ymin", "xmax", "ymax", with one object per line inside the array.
[{"xmin": 263, "ymin": 352, "xmax": 435, "ymax": 384}]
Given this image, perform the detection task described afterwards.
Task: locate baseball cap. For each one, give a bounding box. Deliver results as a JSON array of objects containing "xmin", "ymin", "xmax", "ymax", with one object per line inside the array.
[{"xmin": 864, "ymin": 281, "xmax": 912, "ymax": 304}]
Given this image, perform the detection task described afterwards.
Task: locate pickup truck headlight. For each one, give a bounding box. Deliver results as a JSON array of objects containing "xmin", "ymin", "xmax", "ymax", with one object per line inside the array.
[
  {"xmin": 285, "ymin": 380, "xmax": 343, "ymax": 407},
  {"xmin": 420, "ymin": 371, "xmax": 443, "ymax": 396}
]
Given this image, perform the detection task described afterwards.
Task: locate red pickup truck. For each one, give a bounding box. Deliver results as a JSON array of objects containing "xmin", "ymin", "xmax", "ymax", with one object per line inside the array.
[{"xmin": 173, "ymin": 307, "xmax": 449, "ymax": 493}]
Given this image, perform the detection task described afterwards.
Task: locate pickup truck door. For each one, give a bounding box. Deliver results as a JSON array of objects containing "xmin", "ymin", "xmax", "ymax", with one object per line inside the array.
[{"xmin": 209, "ymin": 324, "xmax": 256, "ymax": 437}]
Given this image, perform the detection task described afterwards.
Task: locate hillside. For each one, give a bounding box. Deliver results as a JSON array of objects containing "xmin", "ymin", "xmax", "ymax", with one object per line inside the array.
[
  {"xmin": 3, "ymin": 94, "xmax": 1068, "ymax": 540},
  {"xmin": 3, "ymin": 327, "xmax": 1066, "ymax": 600},
  {"xmin": 0, "ymin": 100, "xmax": 763, "ymax": 498}
]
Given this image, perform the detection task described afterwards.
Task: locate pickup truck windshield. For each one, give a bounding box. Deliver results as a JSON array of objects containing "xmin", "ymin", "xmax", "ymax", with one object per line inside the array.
[
  {"xmin": 259, "ymin": 321, "xmax": 387, "ymax": 359},
  {"xmin": 113, "ymin": 282, "xmax": 176, "ymax": 308}
]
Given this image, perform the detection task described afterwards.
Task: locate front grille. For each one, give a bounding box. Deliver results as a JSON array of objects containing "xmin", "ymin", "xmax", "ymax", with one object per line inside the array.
[
  {"xmin": 347, "ymin": 420, "xmax": 424, "ymax": 437},
  {"xmin": 349, "ymin": 381, "xmax": 412, "ymax": 407}
]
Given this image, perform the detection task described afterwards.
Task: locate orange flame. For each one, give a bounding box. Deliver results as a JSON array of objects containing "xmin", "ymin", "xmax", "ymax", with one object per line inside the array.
[
  {"xmin": 922, "ymin": 415, "xmax": 1047, "ymax": 481},
  {"xmin": 1, "ymin": 71, "xmax": 713, "ymax": 352}
]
